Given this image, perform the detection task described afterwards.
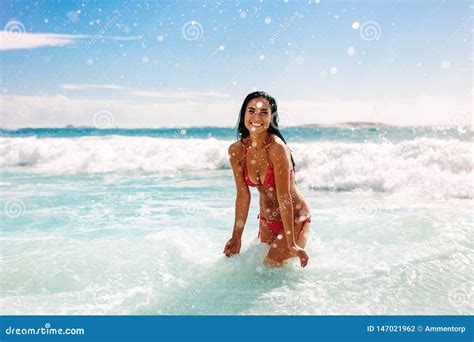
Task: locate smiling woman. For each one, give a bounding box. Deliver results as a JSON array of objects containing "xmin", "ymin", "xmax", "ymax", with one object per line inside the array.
[{"xmin": 223, "ymin": 91, "xmax": 312, "ymax": 268}]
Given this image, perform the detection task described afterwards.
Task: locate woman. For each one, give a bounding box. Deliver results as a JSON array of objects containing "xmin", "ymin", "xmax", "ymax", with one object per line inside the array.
[{"xmin": 223, "ymin": 91, "xmax": 312, "ymax": 268}]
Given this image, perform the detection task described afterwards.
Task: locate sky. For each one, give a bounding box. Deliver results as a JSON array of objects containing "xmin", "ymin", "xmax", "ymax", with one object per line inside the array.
[{"xmin": 0, "ymin": 0, "xmax": 472, "ymax": 128}]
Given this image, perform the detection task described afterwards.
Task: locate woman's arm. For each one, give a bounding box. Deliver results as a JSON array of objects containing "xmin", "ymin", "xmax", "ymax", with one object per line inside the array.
[
  {"xmin": 269, "ymin": 142, "xmax": 296, "ymax": 247},
  {"xmin": 228, "ymin": 142, "xmax": 251, "ymax": 238},
  {"xmin": 224, "ymin": 142, "xmax": 251, "ymax": 256},
  {"xmin": 270, "ymin": 140, "xmax": 309, "ymax": 267}
]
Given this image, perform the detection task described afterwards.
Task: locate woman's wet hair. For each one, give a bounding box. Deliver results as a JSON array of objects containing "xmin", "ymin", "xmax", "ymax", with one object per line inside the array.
[{"xmin": 235, "ymin": 91, "xmax": 296, "ymax": 172}]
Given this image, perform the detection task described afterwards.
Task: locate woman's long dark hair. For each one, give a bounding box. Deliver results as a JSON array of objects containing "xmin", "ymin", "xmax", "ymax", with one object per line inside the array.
[{"xmin": 235, "ymin": 91, "xmax": 296, "ymax": 172}]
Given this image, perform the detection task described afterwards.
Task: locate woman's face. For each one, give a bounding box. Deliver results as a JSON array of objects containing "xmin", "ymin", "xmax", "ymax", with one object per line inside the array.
[{"xmin": 244, "ymin": 97, "xmax": 272, "ymax": 133}]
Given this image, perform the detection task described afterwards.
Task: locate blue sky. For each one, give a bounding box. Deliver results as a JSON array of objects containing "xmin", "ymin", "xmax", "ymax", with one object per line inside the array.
[{"xmin": 1, "ymin": 0, "xmax": 472, "ymax": 127}]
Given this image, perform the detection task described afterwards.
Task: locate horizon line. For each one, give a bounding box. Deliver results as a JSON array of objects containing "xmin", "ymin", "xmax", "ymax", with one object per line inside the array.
[{"xmin": 1, "ymin": 122, "xmax": 472, "ymax": 130}]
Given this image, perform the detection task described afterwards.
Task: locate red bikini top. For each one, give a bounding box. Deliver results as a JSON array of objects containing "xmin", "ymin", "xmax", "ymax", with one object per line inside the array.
[{"xmin": 241, "ymin": 138, "xmax": 294, "ymax": 189}]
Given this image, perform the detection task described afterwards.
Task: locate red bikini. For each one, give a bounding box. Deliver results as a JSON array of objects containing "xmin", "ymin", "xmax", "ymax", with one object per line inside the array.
[
  {"xmin": 241, "ymin": 138, "xmax": 294, "ymax": 189},
  {"xmin": 258, "ymin": 213, "xmax": 312, "ymax": 237},
  {"xmin": 241, "ymin": 137, "xmax": 310, "ymax": 237}
]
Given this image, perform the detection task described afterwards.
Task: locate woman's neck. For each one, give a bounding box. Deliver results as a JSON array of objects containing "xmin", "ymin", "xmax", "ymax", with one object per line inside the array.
[{"xmin": 248, "ymin": 131, "xmax": 270, "ymax": 149}]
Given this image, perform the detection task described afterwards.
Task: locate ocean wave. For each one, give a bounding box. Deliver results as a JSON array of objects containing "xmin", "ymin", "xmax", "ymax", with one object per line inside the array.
[
  {"xmin": 294, "ymin": 137, "xmax": 472, "ymax": 199},
  {"xmin": 1, "ymin": 136, "xmax": 472, "ymax": 199},
  {"xmin": 0, "ymin": 136, "xmax": 230, "ymax": 174}
]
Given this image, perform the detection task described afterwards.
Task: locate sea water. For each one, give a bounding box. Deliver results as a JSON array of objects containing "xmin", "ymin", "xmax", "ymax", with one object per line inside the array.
[{"xmin": 0, "ymin": 126, "xmax": 472, "ymax": 314}]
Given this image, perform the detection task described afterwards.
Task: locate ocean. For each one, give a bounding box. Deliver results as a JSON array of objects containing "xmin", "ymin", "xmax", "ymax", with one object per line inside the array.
[{"xmin": 0, "ymin": 126, "xmax": 472, "ymax": 314}]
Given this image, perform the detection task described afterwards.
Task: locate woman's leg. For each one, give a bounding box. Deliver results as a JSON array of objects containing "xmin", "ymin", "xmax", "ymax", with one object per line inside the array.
[{"xmin": 264, "ymin": 219, "xmax": 311, "ymax": 267}]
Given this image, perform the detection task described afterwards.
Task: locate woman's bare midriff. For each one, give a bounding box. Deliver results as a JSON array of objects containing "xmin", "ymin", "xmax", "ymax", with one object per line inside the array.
[{"xmin": 257, "ymin": 182, "xmax": 311, "ymax": 222}]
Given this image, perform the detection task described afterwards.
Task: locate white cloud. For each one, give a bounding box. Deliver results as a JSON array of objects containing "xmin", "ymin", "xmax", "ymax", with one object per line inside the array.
[
  {"xmin": 0, "ymin": 32, "xmax": 88, "ymax": 51},
  {"xmin": 279, "ymin": 95, "xmax": 472, "ymax": 127},
  {"xmin": 60, "ymin": 83, "xmax": 130, "ymax": 90},
  {"xmin": 0, "ymin": 31, "xmax": 142, "ymax": 51},
  {"xmin": 0, "ymin": 93, "xmax": 238, "ymax": 128},
  {"xmin": 107, "ymin": 36, "xmax": 143, "ymax": 41},
  {"xmin": 131, "ymin": 90, "xmax": 232, "ymax": 100},
  {"xmin": 59, "ymin": 84, "xmax": 231, "ymax": 101},
  {"xmin": 0, "ymin": 93, "xmax": 471, "ymax": 128}
]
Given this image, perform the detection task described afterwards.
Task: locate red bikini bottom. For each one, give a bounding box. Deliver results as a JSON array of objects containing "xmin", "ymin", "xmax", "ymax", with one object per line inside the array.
[{"xmin": 257, "ymin": 214, "xmax": 311, "ymax": 238}]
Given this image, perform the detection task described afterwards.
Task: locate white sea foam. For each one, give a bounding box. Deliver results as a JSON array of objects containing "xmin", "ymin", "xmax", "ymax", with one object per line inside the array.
[
  {"xmin": 0, "ymin": 136, "xmax": 229, "ymax": 174},
  {"xmin": 1, "ymin": 205, "xmax": 471, "ymax": 315},
  {"xmin": 294, "ymin": 137, "xmax": 473, "ymax": 200},
  {"xmin": 1, "ymin": 136, "xmax": 472, "ymax": 199}
]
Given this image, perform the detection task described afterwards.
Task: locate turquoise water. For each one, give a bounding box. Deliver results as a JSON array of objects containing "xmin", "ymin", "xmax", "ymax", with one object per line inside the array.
[
  {"xmin": 1, "ymin": 127, "xmax": 472, "ymax": 314},
  {"xmin": 2, "ymin": 125, "xmax": 472, "ymax": 143}
]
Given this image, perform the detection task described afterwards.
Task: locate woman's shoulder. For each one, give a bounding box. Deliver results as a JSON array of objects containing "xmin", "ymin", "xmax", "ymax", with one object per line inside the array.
[
  {"xmin": 266, "ymin": 134, "xmax": 289, "ymax": 159},
  {"xmin": 266, "ymin": 134, "xmax": 286, "ymax": 150},
  {"xmin": 228, "ymin": 139, "xmax": 246, "ymax": 157}
]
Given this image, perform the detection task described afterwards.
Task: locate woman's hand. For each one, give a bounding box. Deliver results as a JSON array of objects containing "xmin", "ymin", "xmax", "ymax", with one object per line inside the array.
[
  {"xmin": 223, "ymin": 237, "xmax": 241, "ymax": 257},
  {"xmin": 289, "ymin": 245, "xmax": 309, "ymax": 268}
]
